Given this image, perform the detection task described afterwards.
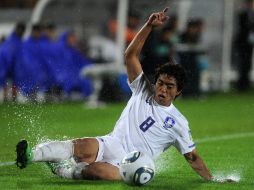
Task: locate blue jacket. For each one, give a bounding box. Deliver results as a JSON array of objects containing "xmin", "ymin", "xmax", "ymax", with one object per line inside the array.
[
  {"xmin": 15, "ymin": 36, "xmax": 49, "ymax": 95},
  {"xmin": 39, "ymin": 35, "xmax": 59, "ymax": 88},
  {"xmin": 54, "ymin": 31, "xmax": 93, "ymax": 96},
  {"xmin": 0, "ymin": 32, "xmax": 22, "ymax": 87}
]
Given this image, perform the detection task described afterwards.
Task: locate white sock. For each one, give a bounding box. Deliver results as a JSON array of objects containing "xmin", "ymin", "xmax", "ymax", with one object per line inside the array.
[
  {"xmin": 54, "ymin": 161, "xmax": 87, "ymax": 179},
  {"xmin": 32, "ymin": 140, "xmax": 73, "ymax": 162},
  {"xmin": 72, "ymin": 162, "xmax": 87, "ymax": 179}
]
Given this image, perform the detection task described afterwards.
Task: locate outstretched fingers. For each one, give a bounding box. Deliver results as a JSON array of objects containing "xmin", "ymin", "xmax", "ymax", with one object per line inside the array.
[
  {"xmin": 159, "ymin": 7, "xmax": 169, "ymax": 22},
  {"xmin": 163, "ymin": 7, "xmax": 169, "ymax": 13},
  {"xmin": 147, "ymin": 7, "xmax": 169, "ymax": 26}
]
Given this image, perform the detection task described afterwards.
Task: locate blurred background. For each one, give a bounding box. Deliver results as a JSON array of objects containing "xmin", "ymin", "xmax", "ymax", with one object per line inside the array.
[
  {"xmin": 0, "ymin": 0, "xmax": 253, "ymax": 106},
  {"xmin": 0, "ymin": 2, "xmax": 253, "ymax": 189}
]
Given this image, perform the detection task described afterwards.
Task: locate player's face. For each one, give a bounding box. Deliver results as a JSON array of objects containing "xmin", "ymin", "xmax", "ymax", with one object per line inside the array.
[{"xmin": 154, "ymin": 74, "xmax": 181, "ymax": 106}]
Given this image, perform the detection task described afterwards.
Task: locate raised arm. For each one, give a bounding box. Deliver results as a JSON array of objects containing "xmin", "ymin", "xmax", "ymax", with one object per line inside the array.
[{"xmin": 124, "ymin": 8, "xmax": 169, "ymax": 83}]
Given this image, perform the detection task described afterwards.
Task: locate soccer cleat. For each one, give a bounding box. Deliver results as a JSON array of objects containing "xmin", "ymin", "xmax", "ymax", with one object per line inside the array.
[
  {"xmin": 46, "ymin": 160, "xmax": 87, "ymax": 179},
  {"xmin": 46, "ymin": 160, "xmax": 73, "ymax": 175},
  {"xmin": 46, "ymin": 162, "xmax": 61, "ymax": 175},
  {"xmin": 46, "ymin": 162, "xmax": 57, "ymax": 174},
  {"xmin": 16, "ymin": 139, "xmax": 33, "ymax": 169}
]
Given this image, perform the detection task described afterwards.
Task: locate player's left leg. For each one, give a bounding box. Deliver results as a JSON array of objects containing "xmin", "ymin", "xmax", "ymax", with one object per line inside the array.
[
  {"xmin": 47, "ymin": 160, "xmax": 87, "ymax": 179},
  {"xmin": 82, "ymin": 162, "xmax": 121, "ymax": 180},
  {"xmin": 48, "ymin": 161, "xmax": 121, "ymax": 180},
  {"xmin": 46, "ymin": 137, "xmax": 122, "ymax": 180}
]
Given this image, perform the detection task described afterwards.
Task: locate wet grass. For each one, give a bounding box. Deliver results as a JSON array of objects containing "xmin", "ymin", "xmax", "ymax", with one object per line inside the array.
[{"xmin": 0, "ymin": 92, "xmax": 253, "ymax": 189}]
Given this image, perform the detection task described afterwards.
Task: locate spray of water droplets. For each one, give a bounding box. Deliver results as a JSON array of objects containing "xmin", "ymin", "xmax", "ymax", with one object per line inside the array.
[
  {"xmin": 212, "ymin": 171, "xmax": 241, "ymax": 182},
  {"xmin": 3, "ymin": 101, "xmax": 72, "ymax": 146},
  {"xmin": 155, "ymin": 149, "xmax": 176, "ymax": 174},
  {"xmin": 154, "ymin": 148, "xmax": 241, "ymax": 183}
]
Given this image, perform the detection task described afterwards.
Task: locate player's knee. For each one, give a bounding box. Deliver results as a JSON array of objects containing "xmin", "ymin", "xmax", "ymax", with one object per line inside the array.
[
  {"xmin": 101, "ymin": 168, "xmax": 121, "ymax": 180},
  {"xmin": 73, "ymin": 138, "xmax": 99, "ymax": 163},
  {"xmin": 82, "ymin": 165, "xmax": 121, "ymax": 180}
]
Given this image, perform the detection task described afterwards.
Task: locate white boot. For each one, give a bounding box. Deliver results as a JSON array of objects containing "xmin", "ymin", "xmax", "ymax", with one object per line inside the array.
[{"xmin": 47, "ymin": 159, "xmax": 87, "ymax": 179}]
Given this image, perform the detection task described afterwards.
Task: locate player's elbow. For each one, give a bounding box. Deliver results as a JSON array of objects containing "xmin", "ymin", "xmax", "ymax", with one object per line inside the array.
[
  {"xmin": 124, "ymin": 47, "xmax": 138, "ymax": 61},
  {"xmin": 184, "ymin": 151, "xmax": 198, "ymax": 164},
  {"xmin": 124, "ymin": 50, "xmax": 132, "ymax": 61}
]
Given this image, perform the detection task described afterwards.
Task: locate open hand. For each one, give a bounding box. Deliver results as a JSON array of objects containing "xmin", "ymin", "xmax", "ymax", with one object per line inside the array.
[
  {"xmin": 147, "ymin": 7, "xmax": 169, "ymax": 27},
  {"xmin": 212, "ymin": 177, "xmax": 238, "ymax": 183}
]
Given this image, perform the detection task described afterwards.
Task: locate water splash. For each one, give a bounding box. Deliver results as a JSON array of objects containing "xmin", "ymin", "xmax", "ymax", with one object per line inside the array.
[
  {"xmin": 35, "ymin": 135, "xmax": 72, "ymax": 145},
  {"xmin": 155, "ymin": 149, "xmax": 175, "ymax": 173},
  {"xmin": 213, "ymin": 171, "xmax": 241, "ymax": 182},
  {"xmin": 2, "ymin": 101, "xmax": 47, "ymax": 145}
]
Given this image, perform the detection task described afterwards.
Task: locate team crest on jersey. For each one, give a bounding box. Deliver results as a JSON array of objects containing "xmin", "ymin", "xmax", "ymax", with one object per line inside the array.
[{"xmin": 163, "ymin": 116, "xmax": 175, "ymax": 129}]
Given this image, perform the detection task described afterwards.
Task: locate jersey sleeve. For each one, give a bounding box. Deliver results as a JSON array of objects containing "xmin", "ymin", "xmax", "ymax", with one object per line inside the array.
[
  {"xmin": 174, "ymin": 128, "xmax": 196, "ymax": 155},
  {"xmin": 128, "ymin": 72, "xmax": 150, "ymax": 95}
]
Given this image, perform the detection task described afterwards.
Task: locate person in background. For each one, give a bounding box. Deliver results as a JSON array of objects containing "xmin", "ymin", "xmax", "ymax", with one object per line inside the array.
[
  {"xmin": 0, "ymin": 36, "xmax": 6, "ymax": 44},
  {"xmin": 234, "ymin": 0, "xmax": 254, "ymax": 91},
  {"xmin": 0, "ymin": 22, "xmax": 25, "ymax": 103},
  {"xmin": 15, "ymin": 24, "xmax": 48, "ymax": 103},
  {"xmin": 39, "ymin": 22, "xmax": 61, "ymax": 101},
  {"xmin": 178, "ymin": 18, "xmax": 206, "ymax": 97},
  {"xmin": 55, "ymin": 31, "xmax": 93, "ymax": 99},
  {"xmin": 108, "ymin": 11, "xmax": 141, "ymax": 45},
  {"xmin": 141, "ymin": 14, "xmax": 179, "ymax": 82},
  {"xmin": 179, "ymin": 18, "xmax": 204, "ymax": 44},
  {"xmin": 154, "ymin": 25, "xmax": 177, "ymax": 68}
]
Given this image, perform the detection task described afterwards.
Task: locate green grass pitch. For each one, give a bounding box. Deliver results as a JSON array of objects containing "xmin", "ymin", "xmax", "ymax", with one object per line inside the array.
[{"xmin": 0, "ymin": 92, "xmax": 253, "ymax": 190}]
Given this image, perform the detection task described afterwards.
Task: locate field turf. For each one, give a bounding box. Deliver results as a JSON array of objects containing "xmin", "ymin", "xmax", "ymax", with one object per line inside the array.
[{"xmin": 0, "ymin": 92, "xmax": 253, "ymax": 189}]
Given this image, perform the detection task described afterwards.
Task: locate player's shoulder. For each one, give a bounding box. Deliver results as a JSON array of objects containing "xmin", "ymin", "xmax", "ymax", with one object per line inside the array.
[
  {"xmin": 170, "ymin": 104, "xmax": 189, "ymax": 128},
  {"xmin": 130, "ymin": 72, "xmax": 153, "ymax": 96}
]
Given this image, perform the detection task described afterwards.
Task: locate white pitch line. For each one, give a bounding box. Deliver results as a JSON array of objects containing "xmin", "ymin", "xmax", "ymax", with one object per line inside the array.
[
  {"xmin": 0, "ymin": 161, "xmax": 15, "ymax": 167},
  {"xmin": 196, "ymin": 132, "xmax": 254, "ymax": 143},
  {"xmin": 0, "ymin": 132, "xmax": 253, "ymax": 167}
]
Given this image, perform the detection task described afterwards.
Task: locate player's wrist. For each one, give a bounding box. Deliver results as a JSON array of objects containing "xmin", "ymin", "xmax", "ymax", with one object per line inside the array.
[
  {"xmin": 203, "ymin": 175, "xmax": 213, "ymax": 181},
  {"xmin": 210, "ymin": 176, "xmax": 216, "ymax": 182},
  {"xmin": 145, "ymin": 21, "xmax": 154, "ymax": 28}
]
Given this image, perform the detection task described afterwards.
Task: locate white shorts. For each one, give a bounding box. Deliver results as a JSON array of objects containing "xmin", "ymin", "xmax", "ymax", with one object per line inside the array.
[{"xmin": 95, "ymin": 135, "xmax": 127, "ymax": 168}]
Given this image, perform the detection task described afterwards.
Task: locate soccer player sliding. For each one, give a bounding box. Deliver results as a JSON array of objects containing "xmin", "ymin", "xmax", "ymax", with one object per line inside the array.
[{"xmin": 16, "ymin": 7, "xmax": 235, "ymax": 183}]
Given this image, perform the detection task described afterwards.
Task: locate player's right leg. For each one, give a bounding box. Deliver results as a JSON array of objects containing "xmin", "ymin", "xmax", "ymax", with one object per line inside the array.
[
  {"xmin": 37, "ymin": 136, "xmax": 123, "ymax": 180},
  {"xmin": 16, "ymin": 138, "xmax": 99, "ymax": 169},
  {"xmin": 44, "ymin": 137, "xmax": 122, "ymax": 180}
]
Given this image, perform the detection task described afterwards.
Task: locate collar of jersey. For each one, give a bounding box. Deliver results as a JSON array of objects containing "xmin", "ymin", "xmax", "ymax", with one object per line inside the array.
[{"xmin": 153, "ymin": 98, "xmax": 174, "ymax": 110}]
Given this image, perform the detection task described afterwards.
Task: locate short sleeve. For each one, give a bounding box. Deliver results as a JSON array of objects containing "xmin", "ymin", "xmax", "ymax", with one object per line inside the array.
[
  {"xmin": 174, "ymin": 129, "xmax": 195, "ymax": 154},
  {"xmin": 128, "ymin": 72, "xmax": 149, "ymax": 95}
]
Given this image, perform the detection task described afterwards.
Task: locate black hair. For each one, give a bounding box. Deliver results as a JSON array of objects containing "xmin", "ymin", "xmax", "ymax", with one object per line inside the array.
[
  {"xmin": 128, "ymin": 10, "xmax": 141, "ymax": 19},
  {"xmin": 187, "ymin": 18, "xmax": 203, "ymax": 28},
  {"xmin": 163, "ymin": 14, "xmax": 178, "ymax": 31},
  {"xmin": 155, "ymin": 59, "xmax": 186, "ymax": 92},
  {"xmin": 15, "ymin": 22, "xmax": 26, "ymax": 37},
  {"xmin": 245, "ymin": 0, "xmax": 254, "ymax": 4},
  {"xmin": 32, "ymin": 23, "xmax": 42, "ymax": 31},
  {"xmin": 44, "ymin": 22, "xmax": 56, "ymax": 30}
]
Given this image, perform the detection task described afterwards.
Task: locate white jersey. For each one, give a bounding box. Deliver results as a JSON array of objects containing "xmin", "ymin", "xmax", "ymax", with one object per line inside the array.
[{"xmin": 110, "ymin": 73, "xmax": 195, "ymax": 159}]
